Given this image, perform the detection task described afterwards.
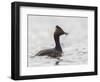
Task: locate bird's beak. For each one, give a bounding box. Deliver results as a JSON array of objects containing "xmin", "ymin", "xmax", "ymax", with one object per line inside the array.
[{"xmin": 64, "ymin": 32, "xmax": 68, "ymax": 35}]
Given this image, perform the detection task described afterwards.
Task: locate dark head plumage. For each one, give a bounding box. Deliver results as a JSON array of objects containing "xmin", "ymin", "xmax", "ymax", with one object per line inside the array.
[{"xmin": 55, "ymin": 25, "xmax": 68, "ymax": 36}]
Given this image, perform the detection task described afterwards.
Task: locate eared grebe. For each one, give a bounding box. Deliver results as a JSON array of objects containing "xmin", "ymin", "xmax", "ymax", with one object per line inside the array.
[{"xmin": 35, "ymin": 25, "xmax": 68, "ymax": 59}]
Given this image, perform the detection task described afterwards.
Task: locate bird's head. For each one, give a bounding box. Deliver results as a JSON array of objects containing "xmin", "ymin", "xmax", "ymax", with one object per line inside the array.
[{"xmin": 54, "ymin": 25, "xmax": 68, "ymax": 36}]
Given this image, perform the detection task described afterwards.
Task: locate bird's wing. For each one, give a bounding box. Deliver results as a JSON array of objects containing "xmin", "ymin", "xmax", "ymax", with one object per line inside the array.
[{"xmin": 36, "ymin": 48, "xmax": 54, "ymax": 56}]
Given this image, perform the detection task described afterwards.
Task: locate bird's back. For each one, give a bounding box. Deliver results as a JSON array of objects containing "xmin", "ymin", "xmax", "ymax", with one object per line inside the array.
[{"xmin": 36, "ymin": 48, "xmax": 62, "ymax": 58}]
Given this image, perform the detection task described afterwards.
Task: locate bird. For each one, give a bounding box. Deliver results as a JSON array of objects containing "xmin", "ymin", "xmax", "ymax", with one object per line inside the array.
[{"xmin": 35, "ymin": 25, "xmax": 68, "ymax": 59}]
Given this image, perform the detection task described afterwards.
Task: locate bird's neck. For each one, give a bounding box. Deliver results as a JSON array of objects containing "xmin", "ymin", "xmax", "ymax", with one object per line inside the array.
[{"xmin": 54, "ymin": 34, "xmax": 62, "ymax": 52}]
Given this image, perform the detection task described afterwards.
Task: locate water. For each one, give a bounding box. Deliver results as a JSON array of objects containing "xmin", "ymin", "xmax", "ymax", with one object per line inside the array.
[{"xmin": 28, "ymin": 43, "xmax": 88, "ymax": 67}]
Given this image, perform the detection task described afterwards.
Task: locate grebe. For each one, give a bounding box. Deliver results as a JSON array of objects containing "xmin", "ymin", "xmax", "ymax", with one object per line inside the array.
[{"xmin": 35, "ymin": 25, "xmax": 68, "ymax": 58}]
